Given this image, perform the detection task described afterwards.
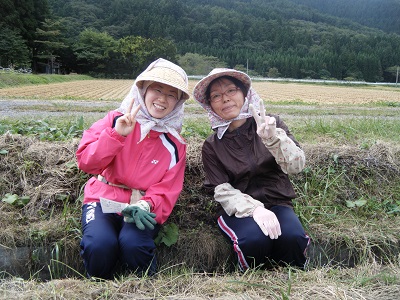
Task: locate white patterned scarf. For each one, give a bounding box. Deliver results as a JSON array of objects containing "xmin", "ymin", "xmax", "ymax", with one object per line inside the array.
[
  {"xmin": 117, "ymin": 59, "xmax": 187, "ymax": 144},
  {"xmin": 200, "ymin": 87, "xmax": 263, "ymax": 139}
]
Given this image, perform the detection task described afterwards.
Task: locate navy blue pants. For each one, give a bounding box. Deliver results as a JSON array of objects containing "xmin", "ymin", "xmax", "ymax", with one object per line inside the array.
[
  {"xmin": 80, "ymin": 203, "xmax": 159, "ymax": 279},
  {"xmin": 218, "ymin": 205, "xmax": 310, "ymax": 271}
]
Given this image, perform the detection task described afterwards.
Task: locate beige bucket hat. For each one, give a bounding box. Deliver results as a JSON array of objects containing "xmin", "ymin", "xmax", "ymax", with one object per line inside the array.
[
  {"xmin": 135, "ymin": 58, "xmax": 190, "ymax": 101},
  {"xmin": 193, "ymin": 68, "xmax": 251, "ymax": 105}
]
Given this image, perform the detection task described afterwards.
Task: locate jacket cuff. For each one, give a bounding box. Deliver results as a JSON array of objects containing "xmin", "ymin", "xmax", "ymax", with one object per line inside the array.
[{"xmin": 110, "ymin": 127, "xmax": 126, "ymax": 142}]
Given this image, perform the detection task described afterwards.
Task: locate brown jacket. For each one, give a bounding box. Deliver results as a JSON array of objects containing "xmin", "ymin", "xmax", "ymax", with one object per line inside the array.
[{"xmin": 202, "ymin": 117, "xmax": 304, "ymax": 210}]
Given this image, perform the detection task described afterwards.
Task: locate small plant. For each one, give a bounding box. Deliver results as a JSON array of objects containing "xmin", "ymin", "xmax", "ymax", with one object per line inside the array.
[
  {"xmin": 1, "ymin": 193, "xmax": 30, "ymax": 207},
  {"xmin": 182, "ymin": 120, "xmax": 212, "ymax": 139},
  {"xmin": 345, "ymin": 197, "xmax": 368, "ymax": 208},
  {"xmin": 0, "ymin": 116, "xmax": 85, "ymax": 141},
  {"xmin": 155, "ymin": 223, "xmax": 179, "ymax": 247}
]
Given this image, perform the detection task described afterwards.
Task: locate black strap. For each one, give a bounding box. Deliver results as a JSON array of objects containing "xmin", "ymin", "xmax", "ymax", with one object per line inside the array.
[{"xmin": 112, "ymin": 115, "xmax": 122, "ymax": 128}]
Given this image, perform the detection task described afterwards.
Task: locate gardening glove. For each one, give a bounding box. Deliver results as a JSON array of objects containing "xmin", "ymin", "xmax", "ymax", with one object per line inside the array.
[
  {"xmin": 249, "ymin": 102, "xmax": 276, "ymax": 141},
  {"xmin": 252, "ymin": 206, "xmax": 281, "ymax": 239},
  {"xmin": 121, "ymin": 200, "xmax": 157, "ymax": 230}
]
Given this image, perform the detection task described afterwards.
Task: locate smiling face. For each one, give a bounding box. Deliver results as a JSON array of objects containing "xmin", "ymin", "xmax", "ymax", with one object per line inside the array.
[
  {"xmin": 144, "ymin": 82, "xmax": 179, "ymax": 118},
  {"xmin": 208, "ymin": 77, "xmax": 245, "ymax": 121}
]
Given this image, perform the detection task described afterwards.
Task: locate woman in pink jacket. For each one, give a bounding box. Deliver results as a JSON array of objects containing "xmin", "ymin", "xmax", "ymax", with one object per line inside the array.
[{"xmin": 76, "ymin": 58, "xmax": 189, "ymax": 279}]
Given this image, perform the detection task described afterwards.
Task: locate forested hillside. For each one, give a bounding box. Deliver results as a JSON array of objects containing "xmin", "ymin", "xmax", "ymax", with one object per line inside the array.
[
  {"xmin": 292, "ymin": 0, "xmax": 400, "ymax": 35},
  {"xmin": 1, "ymin": 0, "xmax": 400, "ymax": 82}
]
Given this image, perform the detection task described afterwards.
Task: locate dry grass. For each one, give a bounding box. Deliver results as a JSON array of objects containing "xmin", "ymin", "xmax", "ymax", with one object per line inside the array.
[
  {"xmin": 0, "ymin": 261, "xmax": 399, "ymax": 299},
  {"xmin": 1, "ymin": 135, "xmax": 399, "ymax": 273}
]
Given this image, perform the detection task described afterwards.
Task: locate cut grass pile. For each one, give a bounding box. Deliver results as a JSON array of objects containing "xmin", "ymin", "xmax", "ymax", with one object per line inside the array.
[{"xmin": 0, "ymin": 134, "xmax": 399, "ymax": 273}]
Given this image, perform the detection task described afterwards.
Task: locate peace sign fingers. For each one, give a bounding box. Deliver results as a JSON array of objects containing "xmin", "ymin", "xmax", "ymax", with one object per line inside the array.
[
  {"xmin": 249, "ymin": 103, "xmax": 265, "ymax": 128},
  {"xmin": 250, "ymin": 101, "xmax": 276, "ymax": 140},
  {"xmin": 259, "ymin": 100, "xmax": 266, "ymax": 121},
  {"xmin": 125, "ymin": 97, "xmax": 141, "ymax": 125},
  {"xmin": 115, "ymin": 98, "xmax": 141, "ymax": 137},
  {"xmin": 130, "ymin": 102, "xmax": 141, "ymax": 118}
]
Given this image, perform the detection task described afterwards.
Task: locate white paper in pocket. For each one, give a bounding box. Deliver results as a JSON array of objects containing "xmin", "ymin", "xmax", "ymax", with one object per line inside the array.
[{"xmin": 100, "ymin": 197, "xmax": 128, "ymax": 213}]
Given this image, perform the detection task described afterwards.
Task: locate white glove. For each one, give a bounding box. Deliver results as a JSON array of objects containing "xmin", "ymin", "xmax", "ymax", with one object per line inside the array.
[
  {"xmin": 249, "ymin": 102, "xmax": 276, "ymax": 140},
  {"xmin": 130, "ymin": 199, "xmax": 150, "ymax": 212},
  {"xmin": 252, "ymin": 206, "xmax": 281, "ymax": 239}
]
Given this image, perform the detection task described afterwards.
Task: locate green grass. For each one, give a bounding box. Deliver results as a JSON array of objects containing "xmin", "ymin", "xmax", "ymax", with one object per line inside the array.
[
  {"xmin": 285, "ymin": 116, "xmax": 400, "ymax": 146},
  {"xmin": 0, "ymin": 73, "xmax": 92, "ymax": 88},
  {"xmin": 16, "ymin": 102, "xmax": 116, "ymax": 113},
  {"xmin": 266, "ymin": 103, "xmax": 400, "ymax": 118},
  {"xmin": 1, "ymin": 105, "xmax": 400, "ymax": 146}
]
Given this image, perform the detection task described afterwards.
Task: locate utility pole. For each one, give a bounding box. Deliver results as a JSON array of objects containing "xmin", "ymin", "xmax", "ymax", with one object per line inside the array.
[{"xmin": 396, "ymin": 66, "xmax": 399, "ymax": 86}]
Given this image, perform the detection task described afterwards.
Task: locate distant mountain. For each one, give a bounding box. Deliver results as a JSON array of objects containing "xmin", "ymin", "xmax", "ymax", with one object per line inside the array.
[
  {"xmin": 290, "ymin": 0, "xmax": 400, "ymax": 35},
  {"xmin": 46, "ymin": 0, "xmax": 400, "ymax": 81}
]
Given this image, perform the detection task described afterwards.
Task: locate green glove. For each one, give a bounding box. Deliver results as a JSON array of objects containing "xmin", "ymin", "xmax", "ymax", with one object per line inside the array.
[{"xmin": 121, "ymin": 200, "xmax": 157, "ymax": 230}]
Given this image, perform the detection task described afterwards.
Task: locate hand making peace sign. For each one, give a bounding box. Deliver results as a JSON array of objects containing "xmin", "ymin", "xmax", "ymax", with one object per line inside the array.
[
  {"xmin": 115, "ymin": 98, "xmax": 141, "ymax": 137},
  {"xmin": 249, "ymin": 101, "xmax": 276, "ymax": 140}
]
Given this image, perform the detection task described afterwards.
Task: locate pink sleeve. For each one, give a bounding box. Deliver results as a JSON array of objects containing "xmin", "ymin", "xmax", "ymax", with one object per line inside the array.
[
  {"xmin": 143, "ymin": 144, "xmax": 186, "ymax": 225},
  {"xmin": 76, "ymin": 112, "xmax": 126, "ymax": 175}
]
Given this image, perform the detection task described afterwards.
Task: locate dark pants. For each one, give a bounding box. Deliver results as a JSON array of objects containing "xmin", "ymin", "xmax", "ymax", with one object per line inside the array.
[
  {"xmin": 80, "ymin": 203, "xmax": 159, "ymax": 279},
  {"xmin": 218, "ymin": 205, "xmax": 310, "ymax": 271}
]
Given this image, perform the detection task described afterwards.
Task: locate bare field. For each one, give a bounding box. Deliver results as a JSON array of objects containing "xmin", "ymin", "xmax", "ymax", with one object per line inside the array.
[
  {"xmin": 0, "ymin": 79, "xmax": 133, "ymax": 101},
  {"xmin": 0, "ymin": 79, "xmax": 399, "ymax": 104},
  {"xmin": 252, "ymin": 81, "xmax": 400, "ymax": 104}
]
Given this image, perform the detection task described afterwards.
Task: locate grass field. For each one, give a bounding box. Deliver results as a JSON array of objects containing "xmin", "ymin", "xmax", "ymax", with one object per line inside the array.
[{"xmin": 0, "ymin": 76, "xmax": 400, "ymax": 299}]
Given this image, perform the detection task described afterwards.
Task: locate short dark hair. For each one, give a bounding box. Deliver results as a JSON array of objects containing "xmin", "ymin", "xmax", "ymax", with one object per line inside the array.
[{"xmin": 205, "ymin": 75, "xmax": 248, "ymax": 103}]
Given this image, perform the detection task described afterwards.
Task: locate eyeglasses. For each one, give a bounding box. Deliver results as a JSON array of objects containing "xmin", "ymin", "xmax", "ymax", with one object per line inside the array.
[
  {"xmin": 150, "ymin": 88, "xmax": 178, "ymax": 102},
  {"xmin": 209, "ymin": 87, "xmax": 240, "ymax": 103}
]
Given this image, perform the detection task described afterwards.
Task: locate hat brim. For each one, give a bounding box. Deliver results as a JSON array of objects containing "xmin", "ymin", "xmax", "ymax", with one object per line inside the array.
[
  {"xmin": 136, "ymin": 67, "xmax": 190, "ymax": 100},
  {"xmin": 193, "ymin": 69, "xmax": 251, "ymax": 105}
]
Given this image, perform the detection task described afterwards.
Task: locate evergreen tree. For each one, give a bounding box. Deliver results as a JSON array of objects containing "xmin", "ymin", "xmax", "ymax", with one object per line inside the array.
[
  {"xmin": 34, "ymin": 18, "xmax": 67, "ymax": 73},
  {"xmin": 0, "ymin": 27, "xmax": 30, "ymax": 68}
]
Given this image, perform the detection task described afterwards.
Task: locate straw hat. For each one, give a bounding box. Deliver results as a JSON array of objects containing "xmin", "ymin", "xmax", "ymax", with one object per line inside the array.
[
  {"xmin": 193, "ymin": 68, "xmax": 251, "ymax": 105},
  {"xmin": 135, "ymin": 63, "xmax": 190, "ymax": 101}
]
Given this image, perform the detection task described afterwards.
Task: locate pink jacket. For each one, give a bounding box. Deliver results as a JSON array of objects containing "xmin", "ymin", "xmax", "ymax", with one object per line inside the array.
[{"xmin": 76, "ymin": 111, "xmax": 186, "ymax": 224}]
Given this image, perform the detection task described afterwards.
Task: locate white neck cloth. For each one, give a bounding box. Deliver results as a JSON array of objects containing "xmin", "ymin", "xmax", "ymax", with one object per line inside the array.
[
  {"xmin": 200, "ymin": 87, "xmax": 263, "ymax": 139},
  {"xmin": 116, "ymin": 59, "xmax": 187, "ymax": 144}
]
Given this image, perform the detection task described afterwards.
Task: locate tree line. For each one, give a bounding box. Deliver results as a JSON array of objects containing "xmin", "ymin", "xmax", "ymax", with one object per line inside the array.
[{"xmin": 1, "ymin": 0, "xmax": 400, "ymax": 82}]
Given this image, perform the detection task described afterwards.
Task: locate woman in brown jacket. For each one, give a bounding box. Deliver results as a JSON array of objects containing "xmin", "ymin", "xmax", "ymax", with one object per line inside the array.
[{"xmin": 193, "ymin": 68, "xmax": 310, "ymax": 271}]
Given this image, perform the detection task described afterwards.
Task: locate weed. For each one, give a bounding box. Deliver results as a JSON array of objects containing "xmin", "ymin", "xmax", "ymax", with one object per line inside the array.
[
  {"xmin": 0, "ymin": 117, "xmax": 85, "ymax": 141},
  {"xmin": 1, "ymin": 193, "xmax": 30, "ymax": 207},
  {"xmin": 182, "ymin": 120, "xmax": 212, "ymax": 139}
]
